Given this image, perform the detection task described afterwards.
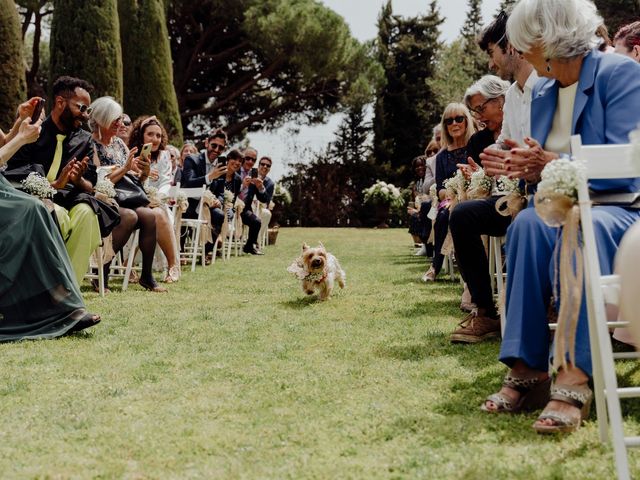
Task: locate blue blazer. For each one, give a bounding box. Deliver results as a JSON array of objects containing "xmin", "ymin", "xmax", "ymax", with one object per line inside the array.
[
  {"xmin": 243, "ymin": 176, "xmax": 275, "ymax": 213},
  {"xmin": 181, "ymin": 151, "xmax": 208, "ymax": 189},
  {"xmin": 530, "ymin": 49, "xmax": 640, "ymax": 193}
]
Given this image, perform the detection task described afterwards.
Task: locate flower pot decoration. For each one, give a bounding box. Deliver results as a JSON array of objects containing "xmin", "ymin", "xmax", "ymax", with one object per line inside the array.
[{"xmin": 363, "ymin": 180, "xmax": 404, "ymax": 228}]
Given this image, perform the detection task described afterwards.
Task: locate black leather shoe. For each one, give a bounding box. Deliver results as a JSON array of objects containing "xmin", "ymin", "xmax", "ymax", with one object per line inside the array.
[{"xmin": 243, "ymin": 245, "xmax": 264, "ymax": 255}]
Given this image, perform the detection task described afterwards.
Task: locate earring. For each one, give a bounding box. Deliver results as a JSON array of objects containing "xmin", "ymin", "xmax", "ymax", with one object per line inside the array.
[{"xmin": 545, "ymin": 59, "xmax": 551, "ymax": 73}]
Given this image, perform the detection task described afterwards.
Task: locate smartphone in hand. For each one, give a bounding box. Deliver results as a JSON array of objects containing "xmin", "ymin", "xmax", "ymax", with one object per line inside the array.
[
  {"xmin": 216, "ymin": 156, "xmax": 227, "ymax": 167},
  {"xmin": 140, "ymin": 143, "xmax": 152, "ymax": 160},
  {"xmin": 31, "ymin": 99, "xmax": 45, "ymax": 124},
  {"xmin": 250, "ymin": 167, "xmax": 258, "ymax": 178}
]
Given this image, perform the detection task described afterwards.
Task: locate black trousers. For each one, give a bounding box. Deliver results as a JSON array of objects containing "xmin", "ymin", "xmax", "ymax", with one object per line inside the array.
[
  {"xmin": 432, "ymin": 206, "xmax": 449, "ymax": 274},
  {"xmin": 449, "ymin": 196, "xmax": 512, "ymax": 314},
  {"xmin": 241, "ymin": 209, "xmax": 261, "ymax": 247}
]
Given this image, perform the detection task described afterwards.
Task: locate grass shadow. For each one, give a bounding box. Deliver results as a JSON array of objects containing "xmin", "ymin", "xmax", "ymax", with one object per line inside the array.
[{"xmin": 280, "ymin": 296, "xmax": 320, "ymax": 310}]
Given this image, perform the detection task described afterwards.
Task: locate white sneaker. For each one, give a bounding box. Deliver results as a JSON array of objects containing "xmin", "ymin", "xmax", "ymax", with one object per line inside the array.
[{"xmin": 414, "ymin": 245, "xmax": 428, "ymax": 256}]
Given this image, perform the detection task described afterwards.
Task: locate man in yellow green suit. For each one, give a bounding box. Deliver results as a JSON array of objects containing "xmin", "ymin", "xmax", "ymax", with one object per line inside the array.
[{"xmin": 7, "ymin": 76, "xmax": 104, "ymax": 284}]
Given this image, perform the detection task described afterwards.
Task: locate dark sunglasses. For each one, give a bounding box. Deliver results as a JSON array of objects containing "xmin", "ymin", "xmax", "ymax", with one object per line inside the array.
[
  {"xmin": 210, "ymin": 143, "xmax": 225, "ymax": 151},
  {"xmin": 259, "ymin": 162, "xmax": 271, "ymax": 168},
  {"xmin": 444, "ymin": 115, "xmax": 465, "ymax": 126},
  {"xmin": 244, "ymin": 156, "xmax": 257, "ymax": 162},
  {"xmin": 122, "ymin": 120, "xmax": 131, "ymax": 127},
  {"xmin": 426, "ymin": 149, "xmax": 438, "ymax": 156},
  {"xmin": 74, "ymin": 102, "xmax": 92, "ymax": 114}
]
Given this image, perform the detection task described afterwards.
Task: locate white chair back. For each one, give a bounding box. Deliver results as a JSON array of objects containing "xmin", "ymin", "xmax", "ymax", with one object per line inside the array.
[{"xmin": 571, "ymin": 134, "xmax": 640, "ymax": 480}]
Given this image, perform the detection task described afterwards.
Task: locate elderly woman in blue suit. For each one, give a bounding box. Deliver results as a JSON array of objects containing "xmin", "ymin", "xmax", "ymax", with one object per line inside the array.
[{"xmin": 478, "ymin": 0, "xmax": 640, "ymax": 434}]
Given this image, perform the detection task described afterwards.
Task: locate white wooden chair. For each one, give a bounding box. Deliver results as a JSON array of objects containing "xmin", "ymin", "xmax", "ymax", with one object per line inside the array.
[
  {"xmin": 177, "ymin": 185, "xmax": 209, "ymax": 271},
  {"xmin": 488, "ymin": 235, "xmax": 507, "ymax": 334},
  {"xmin": 569, "ymin": 134, "xmax": 640, "ymax": 480}
]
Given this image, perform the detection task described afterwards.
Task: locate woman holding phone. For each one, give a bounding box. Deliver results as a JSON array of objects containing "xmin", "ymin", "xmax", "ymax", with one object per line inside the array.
[
  {"xmin": 128, "ymin": 116, "xmax": 180, "ymax": 283},
  {"xmin": 89, "ymin": 97, "xmax": 165, "ymax": 292}
]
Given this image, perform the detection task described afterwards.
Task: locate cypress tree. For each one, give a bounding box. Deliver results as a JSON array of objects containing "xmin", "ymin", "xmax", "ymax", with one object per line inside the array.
[
  {"xmin": 460, "ymin": 0, "xmax": 487, "ymax": 81},
  {"xmin": 49, "ymin": 0, "xmax": 123, "ymax": 100},
  {"xmin": 0, "ymin": 0, "xmax": 27, "ymax": 129},
  {"xmin": 373, "ymin": 1, "xmax": 443, "ymax": 185},
  {"xmin": 118, "ymin": 0, "xmax": 183, "ymax": 143}
]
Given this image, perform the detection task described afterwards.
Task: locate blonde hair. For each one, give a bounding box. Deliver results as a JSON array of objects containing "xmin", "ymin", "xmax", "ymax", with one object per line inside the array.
[{"xmin": 439, "ymin": 103, "xmax": 476, "ymax": 149}]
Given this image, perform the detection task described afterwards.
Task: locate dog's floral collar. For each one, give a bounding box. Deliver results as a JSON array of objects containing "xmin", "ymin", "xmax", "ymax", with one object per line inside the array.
[
  {"xmin": 287, "ymin": 260, "xmax": 326, "ymax": 283},
  {"xmin": 305, "ymin": 269, "xmax": 327, "ymax": 284}
]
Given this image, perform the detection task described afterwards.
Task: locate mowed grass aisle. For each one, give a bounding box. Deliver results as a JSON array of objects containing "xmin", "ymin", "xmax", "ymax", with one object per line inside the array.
[{"xmin": 1, "ymin": 227, "xmax": 638, "ymax": 478}]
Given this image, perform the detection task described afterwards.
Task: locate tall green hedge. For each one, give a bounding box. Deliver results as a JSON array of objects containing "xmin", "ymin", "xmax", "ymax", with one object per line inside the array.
[
  {"xmin": 118, "ymin": 0, "xmax": 183, "ymax": 143},
  {"xmin": 0, "ymin": 0, "xmax": 27, "ymax": 130},
  {"xmin": 49, "ymin": 0, "xmax": 123, "ymax": 100}
]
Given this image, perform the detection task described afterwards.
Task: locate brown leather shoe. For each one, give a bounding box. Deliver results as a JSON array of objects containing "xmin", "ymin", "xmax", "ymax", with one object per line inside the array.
[{"xmin": 450, "ymin": 312, "xmax": 501, "ymax": 344}]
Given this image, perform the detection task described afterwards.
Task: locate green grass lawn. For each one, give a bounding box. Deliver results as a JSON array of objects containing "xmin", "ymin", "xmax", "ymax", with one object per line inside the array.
[{"xmin": 2, "ymin": 227, "xmax": 639, "ymax": 478}]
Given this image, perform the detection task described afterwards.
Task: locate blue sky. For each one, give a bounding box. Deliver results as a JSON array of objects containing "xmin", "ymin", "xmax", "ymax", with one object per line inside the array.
[{"xmin": 247, "ymin": 0, "xmax": 502, "ymax": 181}]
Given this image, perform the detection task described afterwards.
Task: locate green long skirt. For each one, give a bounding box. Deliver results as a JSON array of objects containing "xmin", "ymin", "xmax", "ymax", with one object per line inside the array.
[{"xmin": 0, "ymin": 175, "xmax": 86, "ymax": 341}]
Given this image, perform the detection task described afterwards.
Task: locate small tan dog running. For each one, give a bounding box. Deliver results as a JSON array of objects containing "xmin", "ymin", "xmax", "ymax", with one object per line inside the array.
[{"xmin": 287, "ymin": 243, "xmax": 346, "ymax": 301}]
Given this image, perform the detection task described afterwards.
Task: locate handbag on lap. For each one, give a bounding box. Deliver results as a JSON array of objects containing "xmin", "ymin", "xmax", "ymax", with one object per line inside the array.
[{"xmin": 114, "ymin": 173, "xmax": 150, "ymax": 209}]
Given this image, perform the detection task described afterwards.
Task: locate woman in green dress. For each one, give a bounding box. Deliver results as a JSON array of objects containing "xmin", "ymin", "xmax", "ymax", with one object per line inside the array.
[{"xmin": 0, "ymin": 110, "xmax": 100, "ymax": 341}]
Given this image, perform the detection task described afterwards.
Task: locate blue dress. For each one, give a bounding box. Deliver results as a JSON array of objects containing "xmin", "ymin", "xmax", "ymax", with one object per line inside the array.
[{"xmin": 499, "ymin": 50, "xmax": 640, "ymax": 375}]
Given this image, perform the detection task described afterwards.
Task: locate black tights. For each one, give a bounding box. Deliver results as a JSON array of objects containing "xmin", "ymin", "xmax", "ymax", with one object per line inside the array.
[
  {"xmin": 102, "ymin": 206, "xmax": 157, "ymax": 287},
  {"xmin": 134, "ymin": 206, "xmax": 157, "ymax": 285}
]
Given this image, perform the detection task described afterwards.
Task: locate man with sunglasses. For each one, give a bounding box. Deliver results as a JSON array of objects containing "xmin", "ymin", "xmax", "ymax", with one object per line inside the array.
[
  {"xmin": 6, "ymin": 76, "xmax": 104, "ymax": 285},
  {"xmin": 241, "ymin": 155, "xmax": 275, "ymax": 255},
  {"xmin": 182, "ymin": 128, "xmax": 229, "ymax": 255}
]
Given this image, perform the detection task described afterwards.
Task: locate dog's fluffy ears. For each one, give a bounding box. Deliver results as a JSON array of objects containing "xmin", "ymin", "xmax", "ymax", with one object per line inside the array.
[{"xmin": 302, "ymin": 241, "xmax": 326, "ymax": 252}]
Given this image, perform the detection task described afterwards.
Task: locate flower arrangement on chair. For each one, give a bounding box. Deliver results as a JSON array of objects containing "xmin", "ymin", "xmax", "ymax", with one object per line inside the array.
[
  {"xmin": 534, "ymin": 157, "xmax": 586, "ymax": 370},
  {"xmin": 363, "ymin": 180, "xmax": 404, "ymax": 228},
  {"xmin": 21, "ymin": 172, "xmax": 56, "ymax": 211}
]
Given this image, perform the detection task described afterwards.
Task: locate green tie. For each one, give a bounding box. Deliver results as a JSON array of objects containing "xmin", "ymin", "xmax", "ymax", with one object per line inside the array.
[{"xmin": 47, "ymin": 134, "xmax": 66, "ymax": 182}]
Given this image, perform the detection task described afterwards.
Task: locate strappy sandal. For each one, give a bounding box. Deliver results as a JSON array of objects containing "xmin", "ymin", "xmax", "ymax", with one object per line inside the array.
[
  {"xmin": 533, "ymin": 383, "xmax": 593, "ymax": 434},
  {"xmin": 164, "ymin": 265, "xmax": 181, "ymax": 283},
  {"xmin": 481, "ymin": 374, "xmax": 551, "ymax": 413}
]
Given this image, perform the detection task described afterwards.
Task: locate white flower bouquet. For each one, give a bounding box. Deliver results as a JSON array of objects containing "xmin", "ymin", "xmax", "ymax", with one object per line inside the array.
[
  {"xmin": 495, "ymin": 175, "xmax": 521, "ymax": 195},
  {"xmin": 21, "ymin": 172, "xmax": 56, "ymax": 199},
  {"xmin": 223, "ymin": 189, "xmax": 235, "ymax": 207},
  {"xmin": 443, "ymin": 170, "xmax": 469, "ymax": 202},
  {"xmin": 467, "ymin": 168, "xmax": 493, "ymax": 199},
  {"xmin": 94, "ymin": 179, "xmax": 116, "ymax": 198},
  {"xmin": 176, "ymin": 191, "xmax": 188, "ymax": 212},
  {"xmin": 534, "ymin": 157, "xmax": 585, "ymax": 228},
  {"xmin": 363, "ymin": 180, "xmax": 405, "ymax": 209}
]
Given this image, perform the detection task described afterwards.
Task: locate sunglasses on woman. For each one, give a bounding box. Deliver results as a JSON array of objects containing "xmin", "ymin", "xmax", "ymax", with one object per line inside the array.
[{"xmin": 444, "ymin": 115, "xmax": 465, "ymax": 126}]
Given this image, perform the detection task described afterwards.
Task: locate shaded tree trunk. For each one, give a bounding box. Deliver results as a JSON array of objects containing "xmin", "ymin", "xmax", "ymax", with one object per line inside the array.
[
  {"xmin": 0, "ymin": 0, "xmax": 27, "ymax": 129},
  {"xmin": 50, "ymin": 0, "xmax": 123, "ymax": 100},
  {"xmin": 119, "ymin": 0, "xmax": 183, "ymax": 143}
]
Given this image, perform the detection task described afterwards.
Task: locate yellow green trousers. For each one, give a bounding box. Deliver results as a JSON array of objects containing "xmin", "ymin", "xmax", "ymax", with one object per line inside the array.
[{"xmin": 53, "ymin": 203, "xmax": 101, "ymax": 285}]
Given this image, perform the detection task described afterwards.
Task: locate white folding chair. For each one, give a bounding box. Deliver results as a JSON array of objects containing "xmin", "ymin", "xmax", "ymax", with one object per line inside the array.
[
  {"xmin": 86, "ymin": 243, "xmax": 106, "ymax": 297},
  {"xmin": 569, "ymin": 134, "xmax": 640, "ymax": 480},
  {"xmin": 178, "ymin": 186, "xmax": 209, "ymax": 271},
  {"xmin": 488, "ymin": 235, "xmax": 507, "ymax": 334}
]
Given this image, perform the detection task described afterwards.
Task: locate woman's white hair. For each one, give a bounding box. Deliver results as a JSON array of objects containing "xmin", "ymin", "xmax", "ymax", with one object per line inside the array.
[
  {"xmin": 89, "ymin": 96, "xmax": 123, "ymax": 134},
  {"xmin": 439, "ymin": 102, "xmax": 476, "ymax": 149},
  {"xmin": 506, "ymin": 0, "xmax": 602, "ymax": 59},
  {"xmin": 463, "ymin": 75, "xmax": 511, "ymax": 107}
]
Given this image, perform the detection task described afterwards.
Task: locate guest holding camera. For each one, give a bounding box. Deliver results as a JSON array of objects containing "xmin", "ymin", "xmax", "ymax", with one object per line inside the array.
[
  {"xmin": 182, "ymin": 128, "xmax": 228, "ymax": 255},
  {"xmin": 241, "ymin": 155, "xmax": 275, "ymax": 255}
]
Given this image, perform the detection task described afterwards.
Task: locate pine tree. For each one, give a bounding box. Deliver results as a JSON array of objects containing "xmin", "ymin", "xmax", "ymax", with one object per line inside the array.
[
  {"xmin": 594, "ymin": 0, "xmax": 640, "ymax": 37},
  {"xmin": 496, "ymin": 0, "xmax": 516, "ymax": 15},
  {"xmin": 49, "ymin": 0, "xmax": 123, "ymax": 100},
  {"xmin": 372, "ymin": 1, "xmax": 444, "ymax": 185},
  {"xmin": 460, "ymin": 0, "xmax": 487, "ymax": 81},
  {"xmin": 0, "ymin": 0, "xmax": 27, "ymax": 129},
  {"xmin": 118, "ymin": 0, "xmax": 183, "ymax": 142}
]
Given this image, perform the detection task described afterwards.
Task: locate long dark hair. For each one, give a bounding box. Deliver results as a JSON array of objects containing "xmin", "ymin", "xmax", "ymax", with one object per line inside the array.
[{"xmin": 128, "ymin": 115, "xmax": 168, "ymax": 160}]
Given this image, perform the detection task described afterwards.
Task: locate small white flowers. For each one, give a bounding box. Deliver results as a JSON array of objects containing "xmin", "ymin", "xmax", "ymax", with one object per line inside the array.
[
  {"xmin": 443, "ymin": 170, "xmax": 469, "ymax": 201},
  {"xmin": 21, "ymin": 172, "xmax": 56, "ymax": 199},
  {"xmin": 94, "ymin": 179, "xmax": 116, "ymax": 198},
  {"xmin": 363, "ymin": 180, "xmax": 404, "ymax": 208},
  {"xmin": 495, "ymin": 175, "xmax": 521, "ymax": 194},
  {"xmin": 467, "ymin": 168, "xmax": 493, "ymax": 199},
  {"xmin": 223, "ymin": 189, "xmax": 234, "ymax": 206},
  {"xmin": 537, "ymin": 157, "xmax": 585, "ymax": 200}
]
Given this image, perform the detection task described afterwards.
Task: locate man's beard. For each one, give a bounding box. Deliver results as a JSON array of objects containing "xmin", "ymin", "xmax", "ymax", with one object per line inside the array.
[{"xmin": 59, "ymin": 106, "xmax": 80, "ymax": 132}]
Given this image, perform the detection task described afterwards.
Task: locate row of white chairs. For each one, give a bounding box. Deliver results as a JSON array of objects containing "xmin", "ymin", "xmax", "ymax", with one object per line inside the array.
[{"xmin": 87, "ymin": 183, "xmax": 270, "ymax": 294}]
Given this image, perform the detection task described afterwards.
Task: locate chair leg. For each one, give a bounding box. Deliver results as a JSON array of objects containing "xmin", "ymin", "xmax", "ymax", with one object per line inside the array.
[
  {"xmin": 97, "ymin": 245, "xmax": 105, "ymax": 297},
  {"xmin": 122, "ymin": 230, "xmax": 139, "ymax": 292}
]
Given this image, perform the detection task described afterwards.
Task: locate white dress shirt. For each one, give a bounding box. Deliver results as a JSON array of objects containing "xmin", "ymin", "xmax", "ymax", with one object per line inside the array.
[{"xmin": 497, "ymin": 70, "xmax": 539, "ymax": 146}]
